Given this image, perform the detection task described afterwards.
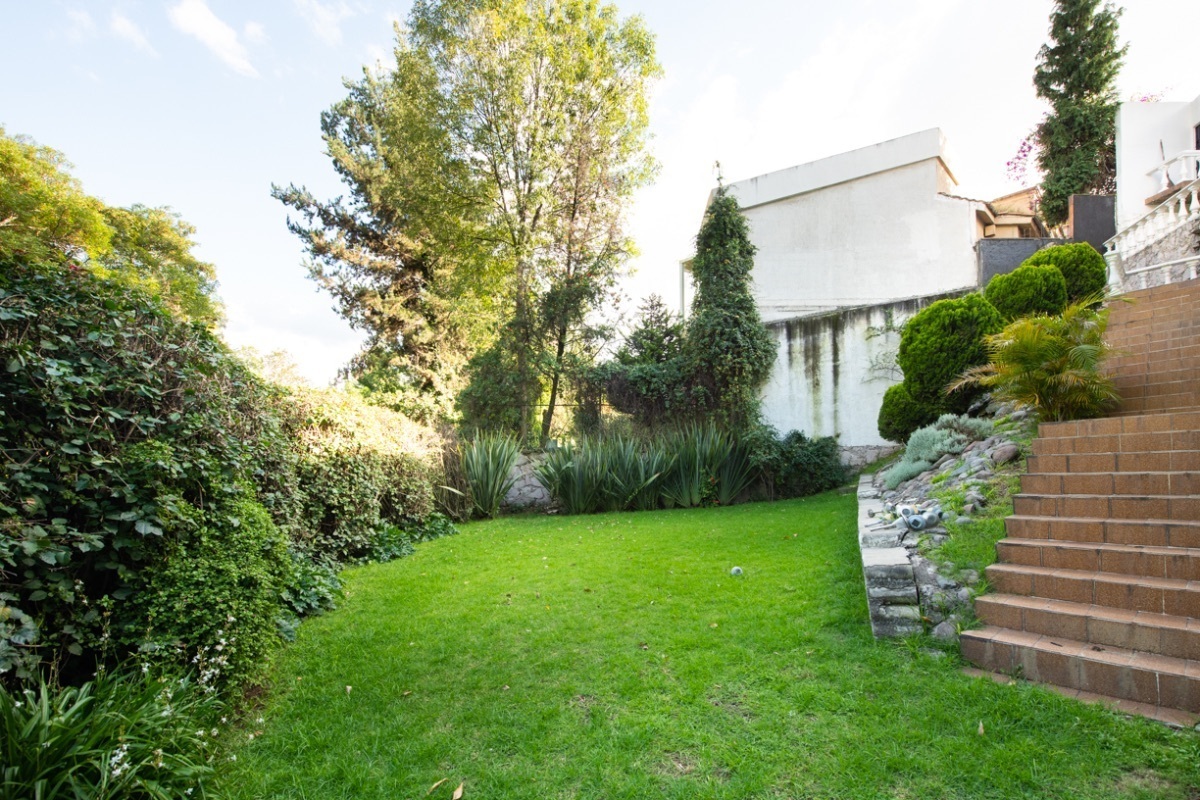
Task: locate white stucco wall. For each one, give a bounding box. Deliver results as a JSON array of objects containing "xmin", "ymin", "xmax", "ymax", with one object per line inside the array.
[
  {"xmin": 1115, "ymin": 96, "xmax": 1200, "ymax": 230},
  {"xmin": 734, "ymin": 159, "xmax": 979, "ymax": 322},
  {"xmin": 759, "ymin": 293, "xmax": 963, "ymax": 449}
]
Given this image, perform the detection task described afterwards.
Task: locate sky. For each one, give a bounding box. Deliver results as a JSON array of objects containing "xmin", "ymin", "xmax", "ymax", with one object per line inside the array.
[{"xmin": 3, "ymin": 0, "xmax": 1199, "ymax": 384}]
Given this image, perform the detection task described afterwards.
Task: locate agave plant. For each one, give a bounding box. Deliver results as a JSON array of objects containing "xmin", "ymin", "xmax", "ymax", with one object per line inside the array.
[
  {"xmin": 534, "ymin": 440, "xmax": 605, "ymax": 515},
  {"xmin": 949, "ymin": 294, "xmax": 1121, "ymax": 422},
  {"xmin": 462, "ymin": 433, "xmax": 520, "ymax": 518}
]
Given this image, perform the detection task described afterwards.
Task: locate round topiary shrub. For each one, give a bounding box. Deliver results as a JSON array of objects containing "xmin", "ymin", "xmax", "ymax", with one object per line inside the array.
[
  {"xmin": 877, "ymin": 382, "xmax": 940, "ymax": 444},
  {"xmin": 984, "ymin": 263, "xmax": 1068, "ymax": 321},
  {"xmin": 1021, "ymin": 242, "xmax": 1107, "ymax": 302},
  {"xmin": 896, "ymin": 293, "xmax": 1004, "ymax": 414}
]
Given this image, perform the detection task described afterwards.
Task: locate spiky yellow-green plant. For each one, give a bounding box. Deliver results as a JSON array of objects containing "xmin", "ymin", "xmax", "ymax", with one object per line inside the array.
[{"xmin": 949, "ymin": 295, "xmax": 1121, "ymax": 422}]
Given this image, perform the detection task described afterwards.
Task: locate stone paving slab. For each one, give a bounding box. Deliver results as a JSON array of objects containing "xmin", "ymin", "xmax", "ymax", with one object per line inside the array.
[{"xmin": 858, "ymin": 474, "xmax": 922, "ymax": 637}]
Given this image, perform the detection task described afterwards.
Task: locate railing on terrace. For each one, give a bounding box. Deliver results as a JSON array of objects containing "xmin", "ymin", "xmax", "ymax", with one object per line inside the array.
[
  {"xmin": 1149, "ymin": 149, "xmax": 1200, "ymax": 193},
  {"xmin": 1108, "ymin": 176, "xmax": 1199, "ymax": 260}
]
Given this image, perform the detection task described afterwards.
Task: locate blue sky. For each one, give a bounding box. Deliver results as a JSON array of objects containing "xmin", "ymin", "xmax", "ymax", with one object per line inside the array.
[{"xmin": 3, "ymin": 1, "xmax": 1198, "ymax": 383}]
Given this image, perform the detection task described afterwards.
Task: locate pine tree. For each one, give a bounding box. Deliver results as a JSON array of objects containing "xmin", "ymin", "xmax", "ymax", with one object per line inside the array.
[
  {"xmin": 685, "ymin": 186, "xmax": 776, "ymax": 430},
  {"xmin": 1033, "ymin": 0, "xmax": 1126, "ymax": 227}
]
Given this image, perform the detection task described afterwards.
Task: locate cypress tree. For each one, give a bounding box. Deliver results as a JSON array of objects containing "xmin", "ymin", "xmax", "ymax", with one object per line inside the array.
[
  {"xmin": 1033, "ymin": 0, "xmax": 1126, "ymax": 227},
  {"xmin": 685, "ymin": 186, "xmax": 776, "ymax": 430}
]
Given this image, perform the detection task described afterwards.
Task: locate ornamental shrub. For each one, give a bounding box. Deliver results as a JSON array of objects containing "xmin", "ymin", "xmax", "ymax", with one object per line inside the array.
[
  {"xmin": 129, "ymin": 495, "xmax": 290, "ymax": 690},
  {"xmin": 0, "ymin": 668, "xmax": 222, "ymax": 798},
  {"xmin": 1021, "ymin": 242, "xmax": 1107, "ymax": 302},
  {"xmin": 984, "ymin": 263, "xmax": 1068, "ymax": 321},
  {"xmin": 745, "ymin": 425, "xmax": 846, "ymax": 500},
  {"xmin": 877, "ymin": 382, "xmax": 939, "ymax": 444},
  {"xmin": 896, "ymin": 293, "xmax": 1004, "ymax": 414},
  {"xmin": 883, "ymin": 414, "xmax": 991, "ymax": 490},
  {"xmin": 950, "ymin": 296, "xmax": 1119, "ymax": 421}
]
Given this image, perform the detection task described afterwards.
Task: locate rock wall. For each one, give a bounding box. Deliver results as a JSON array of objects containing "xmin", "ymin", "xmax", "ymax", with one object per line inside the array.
[{"xmin": 504, "ymin": 452, "xmax": 550, "ymax": 509}]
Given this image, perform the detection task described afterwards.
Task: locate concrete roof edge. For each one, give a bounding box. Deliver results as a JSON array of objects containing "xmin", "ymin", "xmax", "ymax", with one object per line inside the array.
[{"xmin": 723, "ymin": 128, "xmax": 948, "ymax": 210}]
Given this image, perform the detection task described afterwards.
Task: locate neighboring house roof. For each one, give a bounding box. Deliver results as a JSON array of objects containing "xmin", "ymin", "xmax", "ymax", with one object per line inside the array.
[{"xmin": 722, "ymin": 128, "xmax": 954, "ymax": 211}]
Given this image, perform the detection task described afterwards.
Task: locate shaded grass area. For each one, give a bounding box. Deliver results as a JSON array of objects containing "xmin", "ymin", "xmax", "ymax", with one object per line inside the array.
[{"xmin": 220, "ymin": 495, "xmax": 1199, "ymax": 799}]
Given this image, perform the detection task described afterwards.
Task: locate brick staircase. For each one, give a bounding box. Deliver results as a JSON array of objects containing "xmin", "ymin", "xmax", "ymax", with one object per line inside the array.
[{"xmin": 961, "ymin": 278, "xmax": 1200, "ymax": 725}]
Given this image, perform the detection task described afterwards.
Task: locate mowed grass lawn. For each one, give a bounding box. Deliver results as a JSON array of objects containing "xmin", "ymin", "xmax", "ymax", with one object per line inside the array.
[{"xmin": 220, "ymin": 493, "xmax": 1200, "ymax": 799}]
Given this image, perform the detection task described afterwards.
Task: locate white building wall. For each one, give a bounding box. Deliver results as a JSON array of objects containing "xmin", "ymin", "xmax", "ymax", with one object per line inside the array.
[
  {"xmin": 1115, "ymin": 97, "xmax": 1200, "ymax": 230},
  {"xmin": 736, "ymin": 159, "xmax": 978, "ymax": 322},
  {"xmin": 758, "ymin": 293, "xmax": 962, "ymax": 454}
]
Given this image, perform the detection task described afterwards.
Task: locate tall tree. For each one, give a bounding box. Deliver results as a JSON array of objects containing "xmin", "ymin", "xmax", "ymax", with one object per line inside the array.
[
  {"xmin": 0, "ymin": 128, "xmax": 110, "ymax": 262},
  {"xmin": 279, "ymin": 0, "xmax": 659, "ymax": 436},
  {"xmin": 1, "ymin": 129, "xmax": 222, "ymax": 327},
  {"xmin": 99, "ymin": 205, "xmax": 224, "ymax": 327},
  {"xmin": 685, "ymin": 186, "xmax": 776, "ymax": 431},
  {"xmin": 1033, "ymin": 0, "xmax": 1126, "ymax": 227}
]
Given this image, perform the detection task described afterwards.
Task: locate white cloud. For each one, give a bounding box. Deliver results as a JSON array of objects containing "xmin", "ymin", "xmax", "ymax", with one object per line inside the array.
[
  {"xmin": 168, "ymin": 0, "xmax": 258, "ymax": 77},
  {"xmin": 244, "ymin": 21, "xmax": 267, "ymax": 44},
  {"xmin": 110, "ymin": 11, "xmax": 158, "ymax": 57},
  {"xmin": 65, "ymin": 9, "xmax": 95, "ymax": 42},
  {"xmin": 293, "ymin": 0, "xmax": 354, "ymax": 46}
]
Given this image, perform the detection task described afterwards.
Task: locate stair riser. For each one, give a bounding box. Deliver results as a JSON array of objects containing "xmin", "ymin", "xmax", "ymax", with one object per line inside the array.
[
  {"xmin": 1027, "ymin": 451, "xmax": 1200, "ymax": 473},
  {"xmin": 985, "ymin": 567, "xmax": 1200, "ymax": 617},
  {"xmin": 1031, "ymin": 431, "xmax": 1200, "ymax": 455},
  {"xmin": 975, "ymin": 599, "xmax": 1200, "ymax": 661},
  {"xmin": 994, "ymin": 541, "xmax": 1200, "ymax": 581},
  {"xmin": 1005, "ymin": 517, "xmax": 1200, "ymax": 548},
  {"xmin": 1021, "ymin": 472, "xmax": 1200, "ymax": 497},
  {"xmin": 1039, "ymin": 411, "xmax": 1200, "ymax": 439},
  {"xmin": 961, "ymin": 636, "xmax": 1200, "ymax": 713},
  {"xmin": 1013, "ymin": 494, "xmax": 1199, "ymax": 522}
]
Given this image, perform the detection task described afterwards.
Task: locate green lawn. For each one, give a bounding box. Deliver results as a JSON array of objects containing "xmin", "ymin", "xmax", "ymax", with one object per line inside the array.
[{"xmin": 220, "ymin": 494, "xmax": 1199, "ymax": 799}]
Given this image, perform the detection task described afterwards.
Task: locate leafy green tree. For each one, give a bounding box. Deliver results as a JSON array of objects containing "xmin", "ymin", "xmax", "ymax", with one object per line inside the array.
[
  {"xmin": 280, "ymin": 0, "xmax": 660, "ymax": 437},
  {"xmin": 0, "ymin": 128, "xmax": 110, "ymax": 262},
  {"xmin": 99, "ymin": 205, "xmax": 223, "ymax": 327},
  {"xmin": 1033, "ymin": 0, "xmax": 1126, "ymax": 227},
  {"xmin": 0, "ymin": 129, "xmax": 222, "ymax": 327},
  {"xmin": 685, "ymin": 187, "xmax": 776, "ymax": 431}
]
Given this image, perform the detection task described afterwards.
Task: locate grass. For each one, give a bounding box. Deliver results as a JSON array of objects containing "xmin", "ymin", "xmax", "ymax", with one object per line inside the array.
[{"xmin": 219, "ymin": 495, "xmax": 1200, "ymax": 799}]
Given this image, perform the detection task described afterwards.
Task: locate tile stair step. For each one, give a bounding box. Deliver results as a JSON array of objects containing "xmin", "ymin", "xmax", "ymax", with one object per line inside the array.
[
  {"xmin": 1030, "ymin": 430, "xmax": 1200, "ymax": 455},
  {"xmin": 1108, "ymin": 343, "xmax": 1200, "ymax": 365},
  {"xmin": 960, "ymin": 626, "xmax": 1200, "ymax": 713},
  {"xmin": 1005, "ymin": 515, "xmax": 1200, "ymax": 548},
  {"xmin": 1020, "ymin": 471, "xmax": 1200, "ymax": 496},
  {"xmin": 1113, "ymin": 368, "xmax": 1200, "ymax": 389},
  {"xmin": 1116, "ymin": 399, "xmax": 1200, "ymax": 416},
  {"xmin": 984, "ymin": 562, "xmax": 1200, "ymax": 616},
  {"xmin": 974, "ymin": 594, "xmax": 1200, "ymax": 661},
  {"xmin": 994, "ymin": 538, "xmax": 1200, "ymax": 581},
  {"xmin": 1026, "ymin": 450, "xmax": 1200, "ymax": 474},
  {"xmin": 1012, "ymin": 492, "xmax": 1199, "ymax": 522},
  {"xmin": 1038, "ymin": 411, "xmax": 1200, "ymax": 439}
]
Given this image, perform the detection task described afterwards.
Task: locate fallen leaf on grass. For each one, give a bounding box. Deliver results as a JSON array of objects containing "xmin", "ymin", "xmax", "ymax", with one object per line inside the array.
[
  {"xmin": 403, "ymin": 690, "xmax": 412, "ymax": 697},
  {"xmin": 709, "ymin": 623, "xmax": 718, "ymax": 628},
  {"xmin": 452, "ymin": 783, "xmax": 464, "ymax": 799},
  {"xmin": 978, "ymin": 721, "xmax": 985, "ymax": 736},
  {"xmin": 426, "ymin": 778, "xmax": 447, "ymax": 795}
]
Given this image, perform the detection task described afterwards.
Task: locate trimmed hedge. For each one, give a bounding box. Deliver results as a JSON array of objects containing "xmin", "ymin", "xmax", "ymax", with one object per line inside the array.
[
  {"xmin": 0, "ymin": 258, "xmax": 445, "ymax": 690},
  {"xmin": 877, "ymin": 382, "xmax": 940, "ymax": 444},
  {"xmin": 896, "ymin": 293, "xmax": 1004, "ymax": 414},
  {"xmin": 984, "ymin": 263, "xmax": 1068, "ymax": 321},
  {"xmin": 1021, "ymin": 242, "xmax": 1107, "ymax": 302}
]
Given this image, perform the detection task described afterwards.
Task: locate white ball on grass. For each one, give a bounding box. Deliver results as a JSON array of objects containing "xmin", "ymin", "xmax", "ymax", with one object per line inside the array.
[{"xmin": 730, "ymin": 566, "xmax": 743, "ymax": 576}]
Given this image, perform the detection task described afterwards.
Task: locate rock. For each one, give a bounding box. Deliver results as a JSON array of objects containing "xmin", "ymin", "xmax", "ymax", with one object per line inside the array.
[
  {"xmin": 975, "ymin": 469, "xmax": 994, "ymax": 480},
  {"xmin": 954, "ymin": 516, "xmax": 971, "ymax": 525},
  {"xmin": 956, "ymin": 587, "xmax": 973, "ymax": 605},
  {"xmin": 962, "ymin": 503, "xmax": 977, "ymax": 515},
  {"xmin": 961, "ymin": 569, "xmax": 980, "ymax": 585},
  {"xmin": 990, "ymin": 443, "xmax": 1020, "ymax": 464},
  {"xmin": 931, "ymin": 620, "xmax": 958, "ymax": 642},
  {"xmin": 1010, "ymin": 409, "xmax": 1030, "ymax": 421}
]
